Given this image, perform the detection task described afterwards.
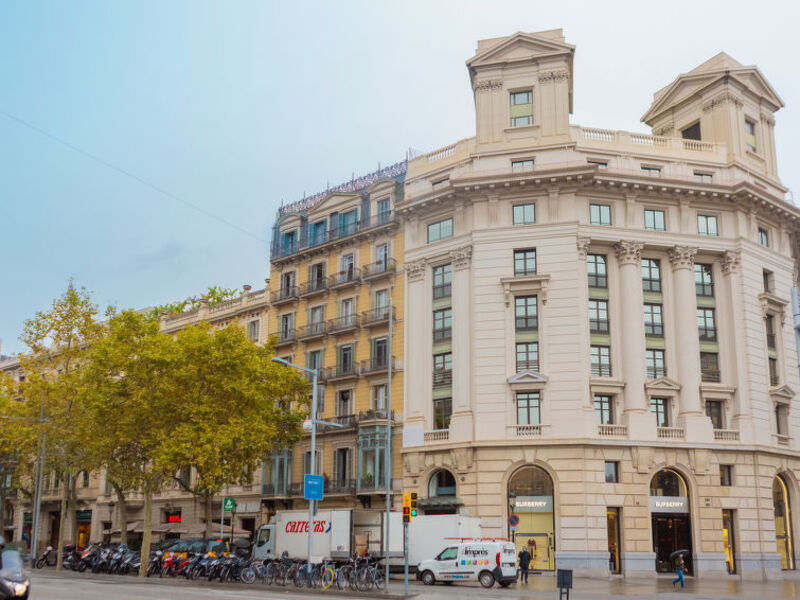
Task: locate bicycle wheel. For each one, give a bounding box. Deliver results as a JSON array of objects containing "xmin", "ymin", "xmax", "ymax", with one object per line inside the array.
[
  {"xmin": 372, "ymin": 567, "xmax": 386, "ymax": 590},
  {"xmin": 335, "ymin": 566, "xmax": 349, "ymax": 590},
  {"xmin": 357, "ymin": 567, "xmax": 372, "ymax": 592},
  {"xmin": 321, "ymin": 566, "xmax": 335, "ymax": 590}
]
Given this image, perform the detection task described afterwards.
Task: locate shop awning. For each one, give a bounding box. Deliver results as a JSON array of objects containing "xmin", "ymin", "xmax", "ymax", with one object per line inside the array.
[{"xmin": 418, "ymin": 496, "xmax": 463, "ymax": 509}]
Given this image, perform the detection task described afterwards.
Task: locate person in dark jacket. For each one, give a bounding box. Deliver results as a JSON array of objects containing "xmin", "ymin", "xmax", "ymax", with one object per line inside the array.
[{"xmin": 517, "ymin": 545, "xmax": 532, "ymax": 583}]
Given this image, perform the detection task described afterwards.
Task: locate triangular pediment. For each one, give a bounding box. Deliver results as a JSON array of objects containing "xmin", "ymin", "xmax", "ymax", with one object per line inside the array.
[
  {"xmin": 467, "ymin": 30, "xmax": 574, "ymax": 69},
  {"xmin": 507, "ymin": 370, "xmax": 549, "ymax": 384},
  {"xmin": 770, "ymin": 384, "xmax": 795, "ymax": 401},
  {"xmin": 307, "ymin": 191, "xmax": 361, "ymax": 218},
  {"xmin": 645, "ymin": 376, "xmax": 682, "ymax": 391}
]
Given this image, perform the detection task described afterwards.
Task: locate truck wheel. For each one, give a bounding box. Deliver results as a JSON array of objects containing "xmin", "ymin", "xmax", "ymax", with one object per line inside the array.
[
  {"xmin": 421, "ymin": 570, "xmax": 436, "ymax": 586},
  {"xmin": 479, "ymin": 571, "xmax": 495, "ymax": 588}
]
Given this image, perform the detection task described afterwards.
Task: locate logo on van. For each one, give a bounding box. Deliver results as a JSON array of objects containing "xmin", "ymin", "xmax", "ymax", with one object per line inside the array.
[{"xmin": 462, "ymin": 546, "xmax": 489, "ymax": 557}]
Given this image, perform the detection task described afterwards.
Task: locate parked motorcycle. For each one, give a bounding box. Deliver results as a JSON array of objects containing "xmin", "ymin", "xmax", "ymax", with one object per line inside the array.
[
  {"xmin": 34, "ymin": 546, "xmax": 54, "ymax": 569},
  {"xmin": 60, "ymin": 544, "xmax": 80, "ymax": 571}
]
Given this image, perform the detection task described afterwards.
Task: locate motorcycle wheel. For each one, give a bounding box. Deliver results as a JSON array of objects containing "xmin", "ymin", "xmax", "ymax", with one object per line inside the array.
[
  {"xmin": 36, "ymin": 558, "xmax": 46, "ymax": 569},
  {"xmin": 240, "ymin": 567, "xmax": 256, "ymax": 584},
  {"xmin": 77, "ymin": 562, "xmax": 87, "ymax": 573}
]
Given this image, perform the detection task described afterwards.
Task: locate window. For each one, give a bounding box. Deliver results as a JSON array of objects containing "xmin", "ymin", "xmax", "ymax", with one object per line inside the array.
[
  {"xmin": 431, "ymin": 178, "xmax": 449, "ymax": 190},
  {"xmin": 303, "ymin": 450, "xmax": 321, "ymax": 475},
  {"xmin": 510, "ymin": 90, "xmax": 533, "ymax": 127},
  {"xmin": 706, "ymin": 400, "xmax": 724, "ymax": 430},
  {"xmin": 641, "ymin": 166, "xmax": 661, "ymax": 177},
  {"xmin": 646, "ymin": 349, "xmax": 666, "ymax": 379},
  {"xmin": 775, "ymin": 404, "xmax": 789, "ymax": 436},
  {"xmin": 372, "ymin": 384, "xmax": 386, "ymax": 411},
  {"xmin": 334, "ymin": 448, "xmax": 351, "ymax": 483},
  {"xmin": 309, "ymin": 262, "xmax": 326, "ymax": 287},
  {"xmin": 307, "ymin": 349, "xmax": 323, "ymax": 374},
  {"xmin": 643, "ymin": 304, "xmax": 664, "ymax": 337},
  {"xmin": 769, "ymin": 357, "xmax": 779, "ymax": 386},
  {"xmin": 280, "ymin": 229, "xmax": 297, "ymax": 254},
  {"xmin": 511, "ymin": 159, "xmax": 534, "ymax": 173},
  {"xmin": 336, "ymin": 390, "xmax": 352, "ymax": 417},
  {"xmin": 604, "ymin": 461, "xmax": 619, "ymax": 483},
  {"xmin": 513, "ymin": 203, "xmax": 535, "ymax": 225},
  {"xmin": 644, "ymin": 209, "xmax": 666, "ymax": 231},
  {"xmin": 694, "ymin": 172, "xmax": 713, "ymax": 183},
  {"xmin": 436, "ymin": 547, "xmax": 459, "ymax": 561},
  {"xmin": 642, "ymin": 259, "xmax": 661, "ymax": 292},
  {"xmin": 433, "ymin": 308, "xmax": 452, "ymax": 342},
  {"xmin": 590, "ymin": 203, "xmax": 611, "ymax": 226},
  {"xmin": 697, "ymin": 308, "xmax": 717, "ymax": 341},
  {"xmin": 763, "ymin": 269, "xmax": 774, "ymax": 294},
  {"xmin": 720, "ymin": 465, "xmax": 733, "ymax": 487},
  {"xmin": 516, "ymin": 342, "xmax": 539, "ymax": 372},
  {"xmin": 697, "ymin": 214, "xmax": 718, "ymax": 236},
  {"xmin": 375, "ymin": 243, "xmax": 389, "ymax": 269},
  {"xmin": 339, "ymin": 253, "xmax": 355, "ymax": 280},
  {"xmin": 339, "ymin": 345, "xmax": 354, "ymax": 373},
  {"xmin": 587, "ymin": 254, "xmax": 607, "ymax": 288},
  {"xmin": 515, "ymin": 296, "xmax": 538, "ymax": 331},
  {"xmin": 681, "ymin": 122, "xmax": 701, "ymax": 140},
  {"xmin": 427, "ymin": 218, "xmax": 453, "ymax": 243},
  {"xmin": 589, "ymin": 299, "xmax": 609, "ymax": 333},
  {"xmin": 433, "ymin": 397, "xmax": 452, "ymax": 429},
  {"xmin": 594, "ymin": 395, "xmax": 613, "ymax": 424},
  {"xmin": 247, "ymin": 320, "xmax": 260, "ymax": 343},
  {"xmin": 650, "ymin": 397, "xmax": 669, "ymax": 427},
  {"xmin": 766, "ymin": 315, "xmax": 777, "ymax": 350},
  {"xmin": 514, "ymin": 249, "xmax": 537, "ymax": 276},
  {"xmin": 590, "ymin": 345, "xmax": 611, "ymax": 377},
  {"xmin": 279, "ymin": 313, "xmax": 294, "ymax": 339},
  {"xmin": 377, "ymin": 198, "xmax": 391, "ymax": 224},
  {"xmin": 372, "ymin": 337, "xmax": 388, "ymax": 368},
  {"xmin": 309, "ymin": 219, "xmax": 327, "ymax": 245},
  {"xmin": 745, "ymin": 119, "xmax": 757, "ymax": 152},
  {"xmin": 280, "ymin": 271, "xmax": 295, "ymax": 294},
  {"xmin": 758, "ymin": 227, "xmax": 769, "ymax": 247},
  {"xmin": 432, "ymin": 263, "xmax": 452, "ymax": 299},
  {"xmin": 700, "ymin": 352, "xmax": 720, "ymax": 383},
  {"xmin": 587, "ymin": 159, "xmax": 608, "ymax": 170},
  {"xmin": 374, "ymin": 288, "xmax": 389, "ymax": 311},
  {"xmin": 339, "ymin": 297, "xmax": 354, "ymax": 318},
  {"xmin": 516, "ymin": 392, "xmax": 540, "ymax": 425},
  {"xmin": 695, "ymin": 263, "xmax": 713, "ymax": 296},
  {"xmin": 433, "ymin": 353, "xmax": 452, "ymax": 387},
  {"xmin": 81, "ymin": 470, "xmax": 89, "ymax": 488}
]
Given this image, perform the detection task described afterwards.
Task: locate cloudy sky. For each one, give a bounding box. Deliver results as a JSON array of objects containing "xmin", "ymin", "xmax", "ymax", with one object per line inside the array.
[{"xmin": 1, "ymin": 0, "xmax": 798, "ymax": 355}]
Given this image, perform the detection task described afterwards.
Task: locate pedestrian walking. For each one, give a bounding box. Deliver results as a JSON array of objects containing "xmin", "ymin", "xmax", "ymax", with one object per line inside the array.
[
  {"xmin": 672, "ymin": 554, "xmax": 685, "ymax": 589},
  {"xmin": 517, "ymin": 544, "xmax": 532, "ymax": 583}
]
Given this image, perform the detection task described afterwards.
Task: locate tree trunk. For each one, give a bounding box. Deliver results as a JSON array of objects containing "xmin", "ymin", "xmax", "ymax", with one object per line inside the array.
[
  {"xmin": 114, "ymin": 484, "xmax": 128, "ymax": 546},
  {"xmin": 69, "ymin": 476, "xmax": 78, "ymax": 545},
  {"xmin": 55, "ymin": 475, "xmax": 69, "ymax": 571},
  {"xmin": 138, "ymin": 487, "xmax": 152, "ymax": 577},
  {"xmin": 204, "ymin": 491, "xmax": 213, "ymax": 538}
]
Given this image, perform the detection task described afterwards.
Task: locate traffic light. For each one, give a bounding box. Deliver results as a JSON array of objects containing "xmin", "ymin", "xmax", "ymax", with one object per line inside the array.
[
  {"xmin": 410, "ymin": 492, "xmax": 418, "ymax": 518},
  {"xmin": 402, "ymin": 492, "xmax": 411, "ymax": 523}
]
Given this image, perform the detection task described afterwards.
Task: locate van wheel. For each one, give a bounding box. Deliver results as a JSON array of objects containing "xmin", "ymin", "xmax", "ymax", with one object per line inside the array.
[
  {"xmin": 479, "ymin": 571, "xmax": 495, "ymax": 588},
  {"xmin": 421, "ymin": 570, "xmax": 436, "ymax": 586}
]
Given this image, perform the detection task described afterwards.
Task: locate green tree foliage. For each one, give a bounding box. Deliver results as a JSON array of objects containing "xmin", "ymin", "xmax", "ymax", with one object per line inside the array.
[{"xmin": 146, "ymin": 285, "xmax": 242, "ymax": 319}]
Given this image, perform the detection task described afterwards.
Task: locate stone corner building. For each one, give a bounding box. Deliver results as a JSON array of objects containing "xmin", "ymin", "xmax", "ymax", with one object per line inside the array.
[{"xmin": 400, "ymin": 29, "xmax": 800, "ymax": 580}]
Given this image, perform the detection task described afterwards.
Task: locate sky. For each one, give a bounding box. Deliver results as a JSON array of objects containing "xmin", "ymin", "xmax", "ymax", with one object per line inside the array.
[{"xmin": 1, "ymin": 0, "xmax": 798, "ymax": 356}]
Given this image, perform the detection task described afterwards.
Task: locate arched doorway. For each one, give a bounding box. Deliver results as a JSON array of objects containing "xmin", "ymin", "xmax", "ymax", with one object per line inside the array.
[
  {"xmin": 650, "ymin": 468, "xmax": 693, "ymax": 574},
  {"xmin": 421, "ymin": 469, "xmax": 458, "ymax": 515},
  {"xmin": 773, "ymin": 474, "xmax": 795, "ymax": 570},
  {"xmin": 508, "ymin": 465, "xmax": 555, "ymax": 571}
]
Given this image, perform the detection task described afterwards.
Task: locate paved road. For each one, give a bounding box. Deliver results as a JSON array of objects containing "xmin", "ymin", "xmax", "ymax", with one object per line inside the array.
[{"xmin": 27, "ymin": 570, "xmax": 800, "ymax": 599}]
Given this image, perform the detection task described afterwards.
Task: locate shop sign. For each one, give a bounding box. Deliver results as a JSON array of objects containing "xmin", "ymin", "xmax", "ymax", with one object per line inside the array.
[
  {"xmin": 76, "ymin": 510, "xmax": 93, "ymax": 522},
  {"xmin": 650, "ymin": 496, "xmax": 689, "ymax": 513},
  {"xmin": 23, "ymin": 512, "xmax": 32, "ymax": 524},
  {"xmin": 166, "ymin": 511, "xmax": 182, "ymax": 523},
  {"xmin": 514, "ymin": 495, "xmax": 553, "ymax": 513}
]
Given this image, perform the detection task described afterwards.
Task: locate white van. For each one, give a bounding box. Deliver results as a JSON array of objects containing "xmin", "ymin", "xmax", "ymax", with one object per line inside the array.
[{"xmin": 417, "ymin": 540, "xmax": 517, "ymax": 588}]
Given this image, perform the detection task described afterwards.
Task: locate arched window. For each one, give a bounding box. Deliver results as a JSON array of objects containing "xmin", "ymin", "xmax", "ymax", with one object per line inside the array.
[
  {"xmin": 774, "ymin": 475, "xmax": 796, "ymax": 570},
  {"xmin": 428, "ymin": 470, "xmax": 456, "ymax": 497},
  {"xmin": 508, "ymin": 465, "xmax": 553, "ymax": 497},
  {"xmin": 650, "ymin": 469, "xmax": 687, "ymax": 497}
]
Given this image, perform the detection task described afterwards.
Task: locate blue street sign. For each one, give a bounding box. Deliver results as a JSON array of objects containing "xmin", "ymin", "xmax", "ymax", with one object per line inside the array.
[
  {"xmin": 304, "ymin": 474, "xmax": 324, "ymax": 501},
  {"xmin": 508, "ymin": 514, "xmax": 520, "ymax": 527}
]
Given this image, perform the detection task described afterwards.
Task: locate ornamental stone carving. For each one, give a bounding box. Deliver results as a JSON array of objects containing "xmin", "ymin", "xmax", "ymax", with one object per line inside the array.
[
  {"xmin": 721, "ymin": 250, "xmax": 741, "ymax": 276},
  {"xmin": 576, "ymin": 237, "xmax": 591, "ymax": 260},
  {"xmin": 450, "ymin": 245, "xmax": 473, "ymax": 271},
  {"xmin": 405, "ymin": 259, "xmax": 427, "ymax": 282},
  {"xmin": 538, "ymin": 70, "xmax": 570, "ymax": 83},
  {"xmin": 473, "ymin": 79, "xmax": 503, "ymax": 92},
  {"xmin": 667, "ymin": 245, "xmax": 698, "ymax": 270},
  {"xmin": 613, "ymin": 241, "xmax": 644, "ymax": 266}
]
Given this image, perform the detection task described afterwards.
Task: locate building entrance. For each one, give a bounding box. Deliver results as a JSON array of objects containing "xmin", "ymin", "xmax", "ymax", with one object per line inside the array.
[
  {"xmin": 508, "ymin": 465, "xmax": 555, "ymax": 572},
  {"xmin": 650, "ymin": 469, "xmax": 693, "ymax": 575}
]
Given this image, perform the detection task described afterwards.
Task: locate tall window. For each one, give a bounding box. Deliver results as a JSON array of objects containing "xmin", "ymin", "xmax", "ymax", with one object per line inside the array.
[
  {"xmin": 433, "ymin": 308, "xmax": 452, "ymax": 342},
  {"xmin": 280, "ymin": 313, "xmax": 294, "ymax": 338},
  {"xmin": 375, "ymin": 243, "xmax": 389, "ymax": 269},
  {"xmin": 587, "ymin": 254, "xmax": 607, "ymax": 288},
  {"xmin": 247, "ymin": 319, "xmax": 260, "ymax": 342},
  {"xmin": 427, "ymin": 218, "xmax": 453, "ymax": 243},
  {"xmin": 511, "ymin": 159, "xmax": 534, "ymax": 173},
  {"xmin": 307, "ymin": 350, "xmax": 322, "ymax": 374},
  {"xmin": 339, "ymin": 345, "xmax": 353, "ymax": 373},
  {"xmin": 642, "ymin": 258, "xmax": 662, "ymax": 292},
  {"xmin": 514, "ymin": 249, "xmax": 537, "ymax": 276},
  {"xmin": 590, "ymin": 204, "xmax": 612, "ymax": 226},
  {"xmin": 745, "ymin": 119, "xmax": 757, "ymax": 152},
  {"xmin": 377, "ymin": 198, "xmax": 391, "ymax": 224},
  {"xmin": 646, "ymin": 349, "xmax": 666, "ymax": 379},
  {"xmin": 697, "ymin": 214, "xmax": 718, "ymax": 236},
  {"xmin": 510, "ymin": 90, "xmax": 533, "ymax": 127},
  {"xmin": 340, "ymin": 253, "xmax": 355, "ymax": 278},
  {"xmin": 695, "ymin": 264, "xmax": 713, "ymax": 296},
  {"xmin": 513, "ymin": 203, "xmax": 535, "ymax": 225},
  {"xmin": 433, "ymin": 353, "xmax": 452, "ymax": 387},
  {"xmin": 650, "ymin": 398, "xmax": 669, "ymax": 427},
  {"xmin": 303, "ymin": 450, "xmax": 321, "ymax": 475},
  {"xmin": 763, "ymin": 269, "xmax": 774, "ymax": 294},
  {"xmin": 769, "ymin": 357, "xmax": 779, "ymax": 386},
  {"xmin": 590, "ymin": 345, "xmax": 611, "ymax": 377},
  {"xmin": 644, "ymin": 209, "xmax": 666, "ymax": 231},
  {"xmin": 372, "ymin": 384, "xmax": 387, "ymax": 411},
  {"xmin": 432, "ymin": 264, "xmax": 452, "ymax": 299},
  {"xmin": 766, "ymin": 315, "xmax": 777, "ymax": 350},
  {"xmin": 372, "ymin": 337, "xmax": 388, "ymax": 367},
  {"xmin": 681, "ymin": 122, "xmax": 701, "ymax": 140},
  {"xmin": 589, "ymin": 299, "xmax": 609, "ymax": 333},
  {"xmin": 337, "ymin": 389, "xmax": 352, "ymax": 417},
  {"xmin": 516, "ymin": 342, "xmax": 539, "ymax": 372},
  {"xmin": 515, "ymin": 296, "xmax": 538, "ymax": 330},
  {"xmin": 334, "ymin": 448, "xmax": 351, "ymax": 483},
  {"xmin": 758, "ymin": 227, "xmax": 769, "ymax": 247},
  {"xmin": 594, "ymin": 395, "xmax": 614, "ymax": 425},
  {"xmin": 700, "ymin": 352, "xmax": 720, "ymax": 383},
  {"xmin": 776, "ymin": 404, "xmax": 788, "ymax": 435},
  {"xmin": 643, "ymin": 304, "xmax": 664, "ymax": 337},
  {"xmin": 697, "ymin": 308, "xmax": 717, "ymax": 341},
  {"xmin": 705, "ymin": 400, "xmax": 724, "ymax": 430},
  {"xmin": 433, "ymin": 397, "xmax": 452, "ymax": 429},
  {"xmin": 516, "ymin": 392, "xmax": 541, "ymax": 425}
]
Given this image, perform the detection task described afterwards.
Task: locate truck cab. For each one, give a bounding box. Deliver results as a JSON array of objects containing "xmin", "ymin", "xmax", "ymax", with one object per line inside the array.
[
  {"xmin": 417, "ymin": 540, "xmax": 517, "ymax": 588},
  {"xmin": 253, "ymin": 524, "xmax": 276, "ymax": 561}
]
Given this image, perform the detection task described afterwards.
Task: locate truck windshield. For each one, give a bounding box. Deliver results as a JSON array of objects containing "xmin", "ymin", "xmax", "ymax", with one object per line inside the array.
[
  {"xmin": 436, "ymin": 547, "xmax": 458, "ymax": 561},
  {"xmin": 257, "ymin": 528, "xmax": 271, "ymax": 546}
]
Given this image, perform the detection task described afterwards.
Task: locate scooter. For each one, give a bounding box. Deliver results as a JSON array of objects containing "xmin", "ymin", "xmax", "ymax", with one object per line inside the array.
[
  {"xmin": 0, "ymin": 547, "xmax": 30, "ymax": 600},
  {"xmin": 34, "ymin": 546, "xmax": 54, "ymax": 569}
]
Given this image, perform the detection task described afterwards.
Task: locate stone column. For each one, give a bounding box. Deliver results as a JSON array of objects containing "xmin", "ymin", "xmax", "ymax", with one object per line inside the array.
[
  {"xmin": 449, "ymin": 245, "xmax": 474, "ymax": 442},
  {"xmin": 613, "ymin": 241, "xmax": 655, "ymax": 438},
  {"xmin": 404, "ymin": 259, "xmax": 428, "ymax": 427},
  {"xmin": 667, "ymin": 246, "xmax": 713, "ymax": 441}
]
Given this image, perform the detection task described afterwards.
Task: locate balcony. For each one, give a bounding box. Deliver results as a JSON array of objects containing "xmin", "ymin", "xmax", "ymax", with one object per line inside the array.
[
  {"xmin": 270, "ymin": 286, "xmax": 298, "ymax": 306},
  {"xmin": 357, "ymin": 476, "xmax": 385, "ymax": 492},
  {"xmin": 701, "ymin": 368, "xmax": 721, "ymax": 383},
  {"xmin": 276, "ymin": 328, "xmax": 296, "ymax": 345},
  {"xmin": 433, "ymin": 369, "xmax": 452, "ymax": 388},
  {"xmin": 514, "ymin": 424, "xmax": 544, "ymax": 438},
  {"xmin": 657, "ymin": 426, "xmax": 684, "ymax": 440},
  {"xmin": 517, "ymin": 360, "xmax": 540, "ymax": 373},
  {"xmin": 299, "ymin": 278, "xmax": 329, "ymax": 298},
  {"xmin": 327, "ymin": 478, "xmax": 356, "ymax": 494},
  {"xmin": 362, "ymin": 258, "xmax": 397, "ymax": 281},
  {"xmin": 598, "ymin": 424, "xmax": 628, "ymax": 438},
  {"xmin": 329, "ymin": 268, "xmax": 361, "ymax": 290},
  {"xmin": 327, "ymin": 414, "xmax": 357, "ymax": 430},
  {"xmin": 698, "ymin": 327, "xmax": 717, "ymax": 342},
  {"xmin": 591, "ymin": 363, "xmax": 612, "ymax": 377},
  {"xmin": 433, "ymin": 327, "xmax": 452, "ymax": 343},
  {"xmin": 324, "ymin": 363, "xmax": 359, "ymax": 382},
  {"xmin": 260, "ymin": 482, "xmax": 290, "ymax": 496},
  {"xmin": 362, "ymin": 306, "xmax": 393, "ymax": 328},
  {"xmin": 297, "ymin": 321, "xmax": 327, "ymax": 341},
  {"xmin": 358, "ymin": 409, "xmax": 395, "ymax": 423},
  {"xmin": 713, "ymin": 429, "xmax": 740, "ymax": 442},
  {"xmin": 288, "ymin": 482, "xmax": 303, "ymax": 496},
  {"xmin": 328, "ymin": 314, "xmax": 360, "ymax": 334},
  {"xmin": 589, "ymin": 319, "xmax": 609, "ymax": 334},
  {"xmin": 646, "ymin": 366, "xmax": 666, "ymax": 380},
  {"xmin": 360, "ymin": 356, "xmax": 395, "ymax": 376},
  {"xmin": 424, "ymin": 429, "xmax": 450, "ymax": 443}
]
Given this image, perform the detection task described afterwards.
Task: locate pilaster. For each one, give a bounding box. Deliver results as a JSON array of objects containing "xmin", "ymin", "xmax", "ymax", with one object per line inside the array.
[{"xmin": 449, "ymin": 245, "xmax": 474, "ymax": 441}]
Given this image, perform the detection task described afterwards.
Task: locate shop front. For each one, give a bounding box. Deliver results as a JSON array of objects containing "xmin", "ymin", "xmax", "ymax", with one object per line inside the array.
[
  {"xmin": 650, "ymin": 469, "xmax": 692, "ymax": 574},
  {"xmin": 76, "ymin": 510, "xmax": 92, "ymax": 547},
  {"xmin": 773, "ymin": 474, "xmax": 795, "ymax": 570},
  {"xmin": 508, "ymin": 465, "xmax": 555, "ymax": 572}
]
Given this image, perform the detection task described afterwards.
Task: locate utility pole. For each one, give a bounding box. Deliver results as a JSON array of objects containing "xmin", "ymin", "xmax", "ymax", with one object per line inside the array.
[{"xmin": 384, "ymin": 302, "xmax": 393, "ymax": 591}]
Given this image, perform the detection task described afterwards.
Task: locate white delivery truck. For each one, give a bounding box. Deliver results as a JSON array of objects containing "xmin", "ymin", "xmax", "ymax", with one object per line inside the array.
[{"xmin": 417, "ymin": 539, "xmax": 518, "ymax": 588}]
